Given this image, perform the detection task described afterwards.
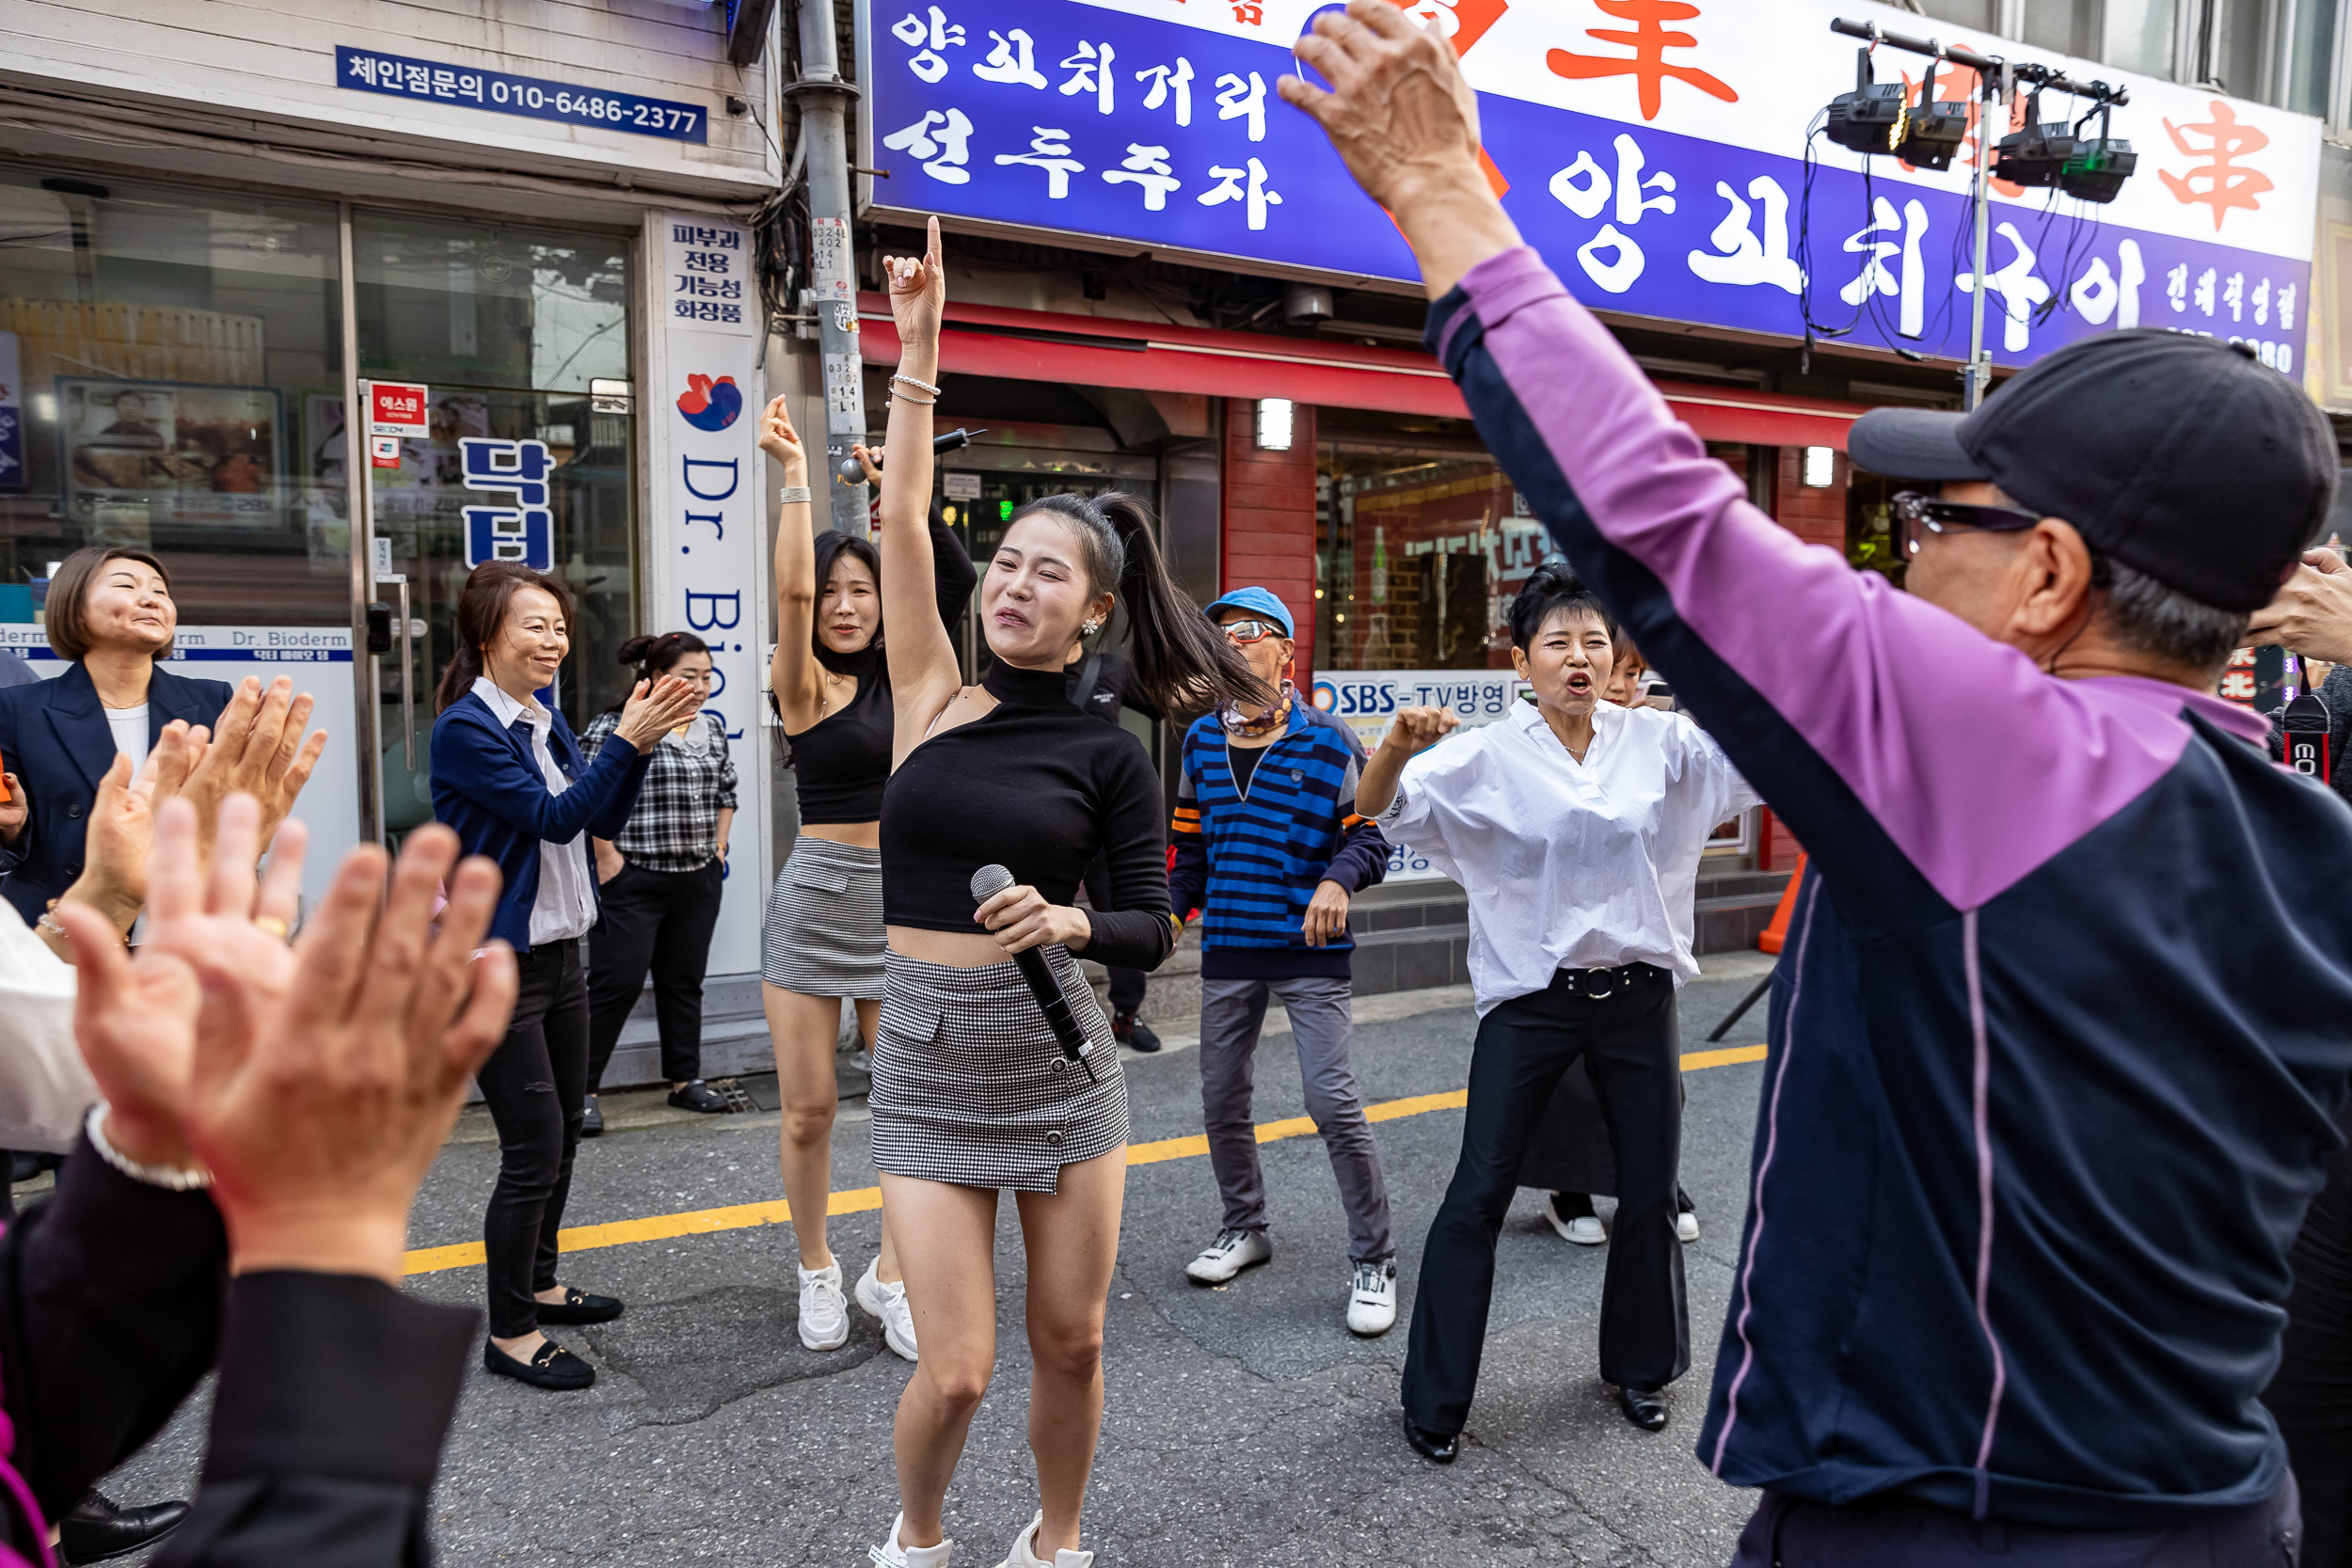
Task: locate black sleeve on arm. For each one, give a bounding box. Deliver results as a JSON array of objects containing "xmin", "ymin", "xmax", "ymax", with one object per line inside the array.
[
  {"xmin": 1083, "ymin": 740, "xmax": 1175, "ymax": 971},
  {"xmin": 931, "ymin": 514, "xmax": 977, "ymax": 639},
  {"xmin": 1, "ymin": 1132, "xmax": 227, "ymax": 1526},
  {"xmin": 154, "ymin": 1272, "xmax": 478, "ymax": 1568}
]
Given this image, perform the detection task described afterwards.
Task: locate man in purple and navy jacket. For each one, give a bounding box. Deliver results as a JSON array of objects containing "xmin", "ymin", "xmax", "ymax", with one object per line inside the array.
[{"xmin": 1286, "ymin": 6, "xmax": 2352, "ymax": 1560}]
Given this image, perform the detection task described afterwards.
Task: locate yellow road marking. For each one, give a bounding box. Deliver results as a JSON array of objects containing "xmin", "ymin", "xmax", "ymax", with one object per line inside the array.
[{"xmin": 404, "ymin": 1042, "xmax": 1768, "ymax": 1275}]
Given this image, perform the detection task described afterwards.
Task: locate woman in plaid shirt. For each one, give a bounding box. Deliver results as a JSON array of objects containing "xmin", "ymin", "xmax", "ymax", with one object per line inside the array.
[{"xmin": 580, "ymin": 631, "xmax": 738, "ymax": 1123}]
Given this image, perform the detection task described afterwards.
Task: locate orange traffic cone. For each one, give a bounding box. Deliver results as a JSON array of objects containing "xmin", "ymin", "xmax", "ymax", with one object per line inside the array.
[{"xmin": 1756, "ymin": 852, "xmax": 1807, "ymax": 956}]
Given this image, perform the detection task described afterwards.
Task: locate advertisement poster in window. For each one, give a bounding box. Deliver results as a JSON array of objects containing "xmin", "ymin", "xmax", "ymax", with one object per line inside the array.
[{"xmin": 56, "ymin": 379, "xmax": 282, "ymax": 531}]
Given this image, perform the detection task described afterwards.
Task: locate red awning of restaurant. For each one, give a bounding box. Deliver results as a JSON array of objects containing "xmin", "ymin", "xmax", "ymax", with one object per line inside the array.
[{"xmin": 854, "ymin": 294, "xmax": 1871, "ymax": 451}]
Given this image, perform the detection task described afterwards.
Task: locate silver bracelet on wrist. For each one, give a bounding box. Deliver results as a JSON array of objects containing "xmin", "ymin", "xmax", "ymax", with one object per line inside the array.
[
  {"xmin": 890, "ymin": 372, "xmax": 943, "ymax": 397},
  {"xmin": 85, "ymin": 1103, "xmax": 211, "ymax": 1192},
  {"xmin": 892, "ymin": 389, "xmax": 937, "ymax": 406},
  {"xmin": 778, "ymin": 485, "xmax": 812, "ymax": 505}
]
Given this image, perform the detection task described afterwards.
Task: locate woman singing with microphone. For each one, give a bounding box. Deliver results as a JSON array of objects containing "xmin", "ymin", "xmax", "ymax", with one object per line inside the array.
[{"xmin": 864, "ymin": 218, "xmax": 1261, "ymax": 1568}]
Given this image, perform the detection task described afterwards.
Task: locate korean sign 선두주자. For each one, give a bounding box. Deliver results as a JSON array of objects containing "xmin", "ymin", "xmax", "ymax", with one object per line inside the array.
[{"xmin": 858, "ymin": 0, "xmax": 2321, "ymax": 372}]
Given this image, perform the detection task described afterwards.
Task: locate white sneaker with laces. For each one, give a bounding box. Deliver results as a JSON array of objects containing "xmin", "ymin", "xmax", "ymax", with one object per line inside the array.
[
  {"xmin": 1676, "ymin": 1207, "xmax": 1701, "ymax": 1243},
  {"xmin": 1544, "ymin": 1195, "xmax": 1606, "ymax": 1246},
  {"xmin": 1346, "ymin": 1258, "xmax": 1398, "ymax": 1337},
  {"xmin": 856, "ymin": 1256, "xmax": 920, "ymax": 1361},
  {"xmin": 797, "ymin": 1261, "xmax": 850, "ymax": 1351},
  {"xmin": 870, "ymin": 1512, "xmax": 952, "ymax": 1568},
  {"xmin": 995, "ymin": 1511, "xmax": 1091, "ymax": 1568},
  {"xmin": 1185, "ymin": 1227, "xmax": 1273, "ymax": 1284}
]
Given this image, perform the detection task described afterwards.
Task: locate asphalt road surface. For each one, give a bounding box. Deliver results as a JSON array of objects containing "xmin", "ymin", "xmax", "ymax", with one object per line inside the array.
[{"xmin": 98, "ymin": 958, "xmax": 1778, "ymax": 1567}]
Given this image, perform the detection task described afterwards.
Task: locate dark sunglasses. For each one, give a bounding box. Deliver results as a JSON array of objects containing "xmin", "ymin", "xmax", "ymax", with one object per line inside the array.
[
  {"xmin": 1892, "ymin": 491, "xmax": 2042, "ymax": 559},
  {"xmin": 1220, "ymin": 619, "xmax": 1284, "ymax": 644}
]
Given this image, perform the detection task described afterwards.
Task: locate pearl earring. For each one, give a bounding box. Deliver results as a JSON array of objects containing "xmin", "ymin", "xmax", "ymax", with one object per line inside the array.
[{"xmin": 1082, "ymin": 617, "xmax": 1102, "ymax": 637}]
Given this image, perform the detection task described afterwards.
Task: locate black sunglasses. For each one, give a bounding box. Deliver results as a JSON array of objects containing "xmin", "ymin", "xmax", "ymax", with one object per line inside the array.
[{"xmin": 1892, "ymin": 491, "xmax": 2042, "ymax": 559}]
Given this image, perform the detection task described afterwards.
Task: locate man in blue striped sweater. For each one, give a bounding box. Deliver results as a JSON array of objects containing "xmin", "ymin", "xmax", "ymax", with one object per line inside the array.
[{"xmin": 1169, "ymin": 586, "xmax": 1400, "ymax": 1336}]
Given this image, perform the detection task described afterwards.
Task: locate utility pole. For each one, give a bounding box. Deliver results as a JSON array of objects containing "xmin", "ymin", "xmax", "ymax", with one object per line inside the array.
[
  {"xmin": 792, "ymin": 0, "xmax": 869, "ymax": 536},
  {"xmin": 1963, "ymin": 63, "xmax": 2010, "ymax": 411}
]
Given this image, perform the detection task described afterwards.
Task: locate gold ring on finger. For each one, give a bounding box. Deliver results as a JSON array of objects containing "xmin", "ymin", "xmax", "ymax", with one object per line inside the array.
[{"xmin": 251, "ymin": 914, "xmax": 290, "ymax": 940}]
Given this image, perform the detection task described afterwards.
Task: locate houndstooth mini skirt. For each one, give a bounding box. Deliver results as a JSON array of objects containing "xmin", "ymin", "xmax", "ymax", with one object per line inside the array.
[
  {"xmin": 868, "ymin": 945, "xmax": 1129, "ymax": 1194},
  {"xmin": 761, "ymin": 837, "xmax": 885, "ymax": 999}
]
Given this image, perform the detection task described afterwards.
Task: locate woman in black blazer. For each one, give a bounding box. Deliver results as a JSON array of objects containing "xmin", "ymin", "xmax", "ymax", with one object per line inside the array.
[{"xmin": 0, "ymin": 548, "xmax": 232, "ymax": 925}]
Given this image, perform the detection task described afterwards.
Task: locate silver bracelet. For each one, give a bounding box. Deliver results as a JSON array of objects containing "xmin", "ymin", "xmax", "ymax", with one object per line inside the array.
[
  {"xmin": 892, "ymin": 389, "xmax": 937, "ymax": 406},
  {"xmin": 890, "ymin": 372, "xmax": 943, "ymax": 397},
  {"xmin": 778, "ymin": 485, "xmax": 812, "ymax": 505},
  {"xmin": 85, "ymin": 1103, "xmax": 211, "ymax": 1192}
]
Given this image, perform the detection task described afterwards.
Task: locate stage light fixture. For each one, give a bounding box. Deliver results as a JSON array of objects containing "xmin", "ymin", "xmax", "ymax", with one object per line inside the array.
[
  {"xmin": 2058, "ymin": 103, "xmax": 2135, "ymax": 203},
  {"xmin": 1824, "ymin": 47, "xmax": 1968, "ymax": 170},
  {"xmin": 1992, "ymin": 100, "xmax": 2076, "ymax": 188}
]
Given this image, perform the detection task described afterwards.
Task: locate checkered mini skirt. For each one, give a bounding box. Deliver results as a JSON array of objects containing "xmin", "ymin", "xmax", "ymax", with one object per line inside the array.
[
  {"xmin": 869, "ymin": 946, "xmax": 1129, "ymax": 1194},
  {"xmin": 761, "ymin": 837, "xmax": 885, "ymax": 999}
]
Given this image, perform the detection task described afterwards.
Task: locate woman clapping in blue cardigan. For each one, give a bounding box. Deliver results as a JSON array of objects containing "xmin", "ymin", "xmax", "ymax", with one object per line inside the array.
[{"xmin": 429, "ymin": 562, "xmax": 699, "ymax": 1392}]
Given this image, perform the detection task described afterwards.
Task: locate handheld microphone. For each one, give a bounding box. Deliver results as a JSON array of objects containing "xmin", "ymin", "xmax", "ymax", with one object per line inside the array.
[
  {"xmin": 970, "ymin": 863, "xmax": 1098, "ymax": 1082},
  {"xmin": 835, "ymin": 427, "xmax": 985, "ymax": 485},
  {"xmin": 2284, "ymin": 689, "xmax": 2332, "ymax": 784}
]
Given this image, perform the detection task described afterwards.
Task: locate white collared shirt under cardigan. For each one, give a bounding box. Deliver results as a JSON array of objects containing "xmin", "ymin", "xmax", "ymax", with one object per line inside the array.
[{"xmin": 469, "ymin": 675, "xmax": 598, "ymax": 946}]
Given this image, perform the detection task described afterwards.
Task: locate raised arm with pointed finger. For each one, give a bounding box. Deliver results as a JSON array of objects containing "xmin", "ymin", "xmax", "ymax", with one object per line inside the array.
[{"xmin": 876, "ymin": 217, "xmax": 961, "ymax": 766}]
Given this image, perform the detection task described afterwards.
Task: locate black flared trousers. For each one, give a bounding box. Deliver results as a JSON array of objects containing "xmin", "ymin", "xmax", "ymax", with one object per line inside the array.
[{"xmin": 1402, "ymin": 964, "xmax": 1690, "ymax": 1437}]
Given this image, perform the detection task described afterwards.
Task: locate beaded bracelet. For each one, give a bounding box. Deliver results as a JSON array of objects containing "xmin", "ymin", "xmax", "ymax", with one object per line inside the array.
[{"xmin": 891, "ymin": 372, "xmax": 943, "ymax": 398}]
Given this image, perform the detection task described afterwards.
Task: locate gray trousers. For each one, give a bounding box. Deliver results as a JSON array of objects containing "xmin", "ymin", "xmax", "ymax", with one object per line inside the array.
[{"xmin": 1199, "ymin": 974, "xmax": 1393, "ymax": 1263}]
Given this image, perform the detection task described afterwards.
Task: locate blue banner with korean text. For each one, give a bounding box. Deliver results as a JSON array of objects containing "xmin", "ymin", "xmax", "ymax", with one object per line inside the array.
[
  {"xmin": 861, "ymin": 0, "xmax": 2314, "ymax": 375},
  {"xmin": 336, "ymin": 46, "xmax": 709, "ymax": 145}
]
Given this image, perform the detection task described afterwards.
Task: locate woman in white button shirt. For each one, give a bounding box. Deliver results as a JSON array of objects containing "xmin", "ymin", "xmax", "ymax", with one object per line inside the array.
[
  {"xmin": 1356, "ymin": 563, "xmax": 1758, "ymax": 1456},
  {"xmin": 429, "ymin": 563, "xmax": 699, "ymax": 1393}
]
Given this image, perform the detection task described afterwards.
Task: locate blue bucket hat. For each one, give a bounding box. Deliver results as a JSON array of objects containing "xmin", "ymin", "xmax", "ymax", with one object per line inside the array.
[{"xmin": 1203, "ymin": 585, "xmax": 1294, "ymax": 638}]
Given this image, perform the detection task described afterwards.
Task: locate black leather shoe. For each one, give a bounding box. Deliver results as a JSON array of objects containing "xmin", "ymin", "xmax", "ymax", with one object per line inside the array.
[
  {"xmin": 484, "ymin": 1338, "xmax": 596, "ymax": 1390},
  {"xmin": 668, "ymin": 1079, "xmax": 729, "ymax": 1114},
  {"xmin": 1617, "ymin": 1385, "xmax": 1669, "ymax": 1432},
  {"xmin": 580, "ymin": 1095, "xmax": 604, "ymax": 1137},
  {"xmin": 533, "ymin": 1286, "xmax": 625, "ymax": 1324},
  {"xmin": 1402, "ymin": 1416, "xmax": 1459, "ymax": 1464},
  {"xmin": 1112, "ymin": 1014, "xmax": 1163, "ymax": 1053},
  {"xmin": 60, "ymin": 1489, "xmax": 190, "ymax": 1564}
]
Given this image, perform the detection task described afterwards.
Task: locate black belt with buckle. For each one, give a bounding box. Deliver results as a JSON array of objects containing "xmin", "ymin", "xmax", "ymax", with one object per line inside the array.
[{"xmin": 1557, "ymin": 961, "xmax": 1663, "ymax": 1000}]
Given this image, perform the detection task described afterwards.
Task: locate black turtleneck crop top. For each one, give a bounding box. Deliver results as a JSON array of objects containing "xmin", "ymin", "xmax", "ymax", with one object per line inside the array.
[
  {"xmin": 880, "ymin": 661, "xmax": 1175, "ymax": 972},
  {"xmin": 787, "ymin": 516, "xmax": 977, "ymax": 825}
]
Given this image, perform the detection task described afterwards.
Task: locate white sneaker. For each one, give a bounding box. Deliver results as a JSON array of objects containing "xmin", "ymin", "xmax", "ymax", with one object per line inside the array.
[
  {"xmin": 1544, "ymin": 1194, "xmax": 1606, "ymax": 1246},
  {"xmin": 1676, "ymin": 1206, "xmax": 1701, "ymax": 1243},
  {"xmin": 1185, "ymin": 1227, "xmax": 1273, "ymax": 1284},
  {"xmin": 870, "ymin": 1513, "xmax": 952, "ymax": 1568},
  {"xmin": 857, "ymin": 1256, "xmax": 920, "ymax": 1361},
  {"xmin": 797, "ymin": 1261, "xmax": 850, "ymax": 1351},
  {"xmin": 995, "ymin": 1511, "xmax": 1091, "ymax": 1568},
  {"xmin": 1346, "ymin": 1258, "xmax": 1397, "ymax": 1337}
]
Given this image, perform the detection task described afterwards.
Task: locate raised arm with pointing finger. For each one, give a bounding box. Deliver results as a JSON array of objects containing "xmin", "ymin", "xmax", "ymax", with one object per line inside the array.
[{"xmin": 1287, "ymin": 0, "xmax": 2352, "ymax": 1547}]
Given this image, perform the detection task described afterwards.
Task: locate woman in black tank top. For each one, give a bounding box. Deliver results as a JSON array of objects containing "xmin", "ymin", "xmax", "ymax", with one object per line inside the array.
[
  {"xmin": 755, "ymin": 394, "xmax": 972, "ymax": 1364},
  {"xmin": 861, "ymin": 220, "xmax": 1263, "ymax": 1568}
]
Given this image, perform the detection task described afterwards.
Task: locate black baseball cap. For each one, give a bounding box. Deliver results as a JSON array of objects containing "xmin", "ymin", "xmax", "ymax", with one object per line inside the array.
[{"xmin": 1847, "ymin": 329, "xmax": 2338, "ymax": 612}]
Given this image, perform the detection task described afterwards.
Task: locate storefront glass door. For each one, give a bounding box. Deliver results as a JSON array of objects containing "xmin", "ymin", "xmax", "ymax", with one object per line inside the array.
[{"xmin": 352, "ymin": 212, "xmax": 634, "ymax": 832}]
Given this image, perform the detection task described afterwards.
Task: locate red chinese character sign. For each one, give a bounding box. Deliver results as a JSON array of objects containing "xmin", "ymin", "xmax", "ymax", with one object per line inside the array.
[
  {"xmin": 2161, "ymin": 102, "xmax": 2276, "ymax": 231},
  {"xmin": 1546, "ymin": 0, "xmax": 1738, "ymax": 123},
  {"xmin": 860, "ymin": 0, "xmax": 2318, "ymax": 375}
]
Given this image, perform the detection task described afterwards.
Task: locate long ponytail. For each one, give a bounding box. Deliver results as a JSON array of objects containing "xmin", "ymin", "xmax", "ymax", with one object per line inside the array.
[{"xmin": 1012, "ymin": 492, "xmax": 1267, "ymax": 718}]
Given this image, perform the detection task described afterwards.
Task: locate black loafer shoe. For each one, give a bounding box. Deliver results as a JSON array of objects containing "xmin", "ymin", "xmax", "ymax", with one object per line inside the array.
[
  {"xmin": 1403, "ymin": 1417, "xmax": 1459, "ymax": 1464},
  {"xmin": 484, "ymin": 1338, "xmax": 596, "ymax": 1390},
  {"xmin": 580, "ymin": 1095, "xmax": 604, "ymax": 1137},
  {"xmin": 533, "ymin": 1286, "xmax": 625, "ymax": 1324},
  {"xmin": 60, "ymin": 1490, "xmax": 190, "ymax": 1564},
  {"xmin": 668, "ymin": 1079, "xmax": 729, "ymax": 1114},
  {"xmin": 1617, "ymin": 1385, "xmax": 1669, "ymax": 1432}
]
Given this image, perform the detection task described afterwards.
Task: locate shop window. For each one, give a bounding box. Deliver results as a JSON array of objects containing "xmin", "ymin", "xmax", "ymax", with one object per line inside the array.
[
  {"xmin": 0, "ymin": 170, "xmax": 347, "ymax": 626},
  {"xmin": 351, "ymin": 213, "xmax": 633, "ymax": 757},
  {"xmin": 1315, "ymin": 444, "xmax": 1532, "ymax": 675},
  {"xmin": 1846, "ymin": 465, "xmax": 1909, "ymax": 584}
]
